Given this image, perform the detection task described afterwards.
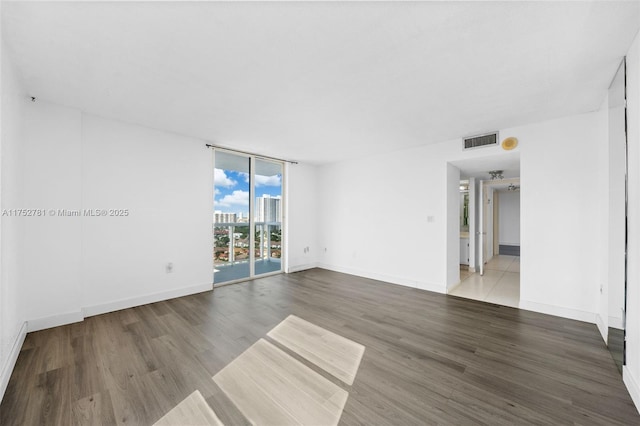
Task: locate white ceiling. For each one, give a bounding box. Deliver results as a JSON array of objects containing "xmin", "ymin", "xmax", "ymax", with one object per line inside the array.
[
  {"xmin": 3, "ymin": 1, "xmax": 639, "ymax": 165},
  {"xmin": 451, "ymin": 151, "xmax": 521, "ymax": 180}
]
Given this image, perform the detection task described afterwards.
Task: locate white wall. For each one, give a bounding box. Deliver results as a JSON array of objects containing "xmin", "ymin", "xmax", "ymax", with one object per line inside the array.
[
  {"xmin": 498, "ymin": 190, "xmax": 520, "ymax": 246},
  {"xmin": 517, "ymin": 111, "xmax": 606, "ymax": 322},
  {"xmin": 624, "ymin": 29, "xmax": 640, "ymax": 413},
  {"xmin": 316, "ymin": 135, "xmax": 521, "ymax": 293},
  {"xmin": 22, "ymin": 101, "xmax": 83, "ymax": 327},
  {"xmin": 446, "ymin": 163, "xmax": 460, "ymax": 288},
  {"xmin": 318, "ymin": 145, "xmax": 449, "ymax": 292},
  {"xmin": 14, "ymin": 102, "xmax": 214, "ymax": 328},
  {"xmin": 80, "ymin": 115, "xmax": 212, "ymax": 316},
  {"xmin": 316, "ymin": 110, "xmax": 606, "ymax": 323},
  {"xmin": 5, "ymin": 98, "xmax": 319, "ymax": 330},
  {"xmin": 0, "ymin": 94, "xmax": 318, "ymax": 399},
  {"xmin": 0, "ymin": 37, "xmax": 28, "ymax": 402},
  {"xmin": 286, "ymin": 162, "xmax": 319, "ymax": 272}
]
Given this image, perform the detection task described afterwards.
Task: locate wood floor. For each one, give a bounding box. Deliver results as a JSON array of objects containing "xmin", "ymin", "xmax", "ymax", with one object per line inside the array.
[
  {"xmin": 213, "ymin": 338, "xmax": 348, "ymax": 426},
  {"xmin": 266, "ymin": 314, "xmax": 365, "ymax": 386},
  {"xmin": 1, "ymin": 268, "xmax": 639, "ymax": 425}
]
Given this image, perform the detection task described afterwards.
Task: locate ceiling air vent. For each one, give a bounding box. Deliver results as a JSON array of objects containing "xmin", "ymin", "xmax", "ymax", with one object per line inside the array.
[{"xmin": 463, "ymin": 132, "xmax": 498, "ymax": 150}]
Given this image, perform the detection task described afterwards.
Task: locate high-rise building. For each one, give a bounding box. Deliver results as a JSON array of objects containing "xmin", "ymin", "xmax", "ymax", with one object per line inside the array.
[
  {"xmin": 213, "ymin": 211, "xmax": 237, "ymax": 223},
  {"xmin": 255, "ymin": 195, "xmax": 281, "ymax": 223}
]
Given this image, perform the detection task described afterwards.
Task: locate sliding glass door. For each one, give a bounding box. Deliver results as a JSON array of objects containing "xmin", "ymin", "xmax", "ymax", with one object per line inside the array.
[
  {"xmin": 213, "ymin": 150, "xmax": 283, "ymax": 285},
  {"xmin": 254, "ymin": 159, "xmax": 283, "ymax": 276}
]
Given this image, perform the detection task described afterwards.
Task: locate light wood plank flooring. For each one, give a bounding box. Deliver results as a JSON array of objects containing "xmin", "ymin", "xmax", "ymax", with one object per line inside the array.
[{"xmin": 1, "ymin": 268, "xmax": 639, "ymax": 425}]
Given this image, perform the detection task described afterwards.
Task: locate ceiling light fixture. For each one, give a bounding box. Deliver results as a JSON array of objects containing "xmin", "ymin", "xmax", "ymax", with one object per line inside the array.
[{"xmin": 488, "ymin": 170, "xmax": 504, "ymax": 180}]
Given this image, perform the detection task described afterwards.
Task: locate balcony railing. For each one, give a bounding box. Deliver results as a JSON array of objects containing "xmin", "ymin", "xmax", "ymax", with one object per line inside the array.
[{"xmin": 213, "ymin": 221, "xmax": 282, "ymax": 267}]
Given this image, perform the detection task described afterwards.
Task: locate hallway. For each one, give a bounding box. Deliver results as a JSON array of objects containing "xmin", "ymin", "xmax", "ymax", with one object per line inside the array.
[{"xmin": 451, "ymin": 255, "xmax": 520, "ymax": 308}]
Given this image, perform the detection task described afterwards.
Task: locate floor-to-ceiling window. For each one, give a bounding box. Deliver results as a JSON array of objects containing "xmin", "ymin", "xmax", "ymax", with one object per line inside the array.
[
  {"xmin": 213, "ymin": 150, "xmax": 284, "ymax": 285},
  {"xmin": 254, "ymin": 158, "xmax": 283, "ymax": 276}
]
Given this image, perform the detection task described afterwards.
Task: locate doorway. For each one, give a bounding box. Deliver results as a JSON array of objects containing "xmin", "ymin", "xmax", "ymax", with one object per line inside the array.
[{"xmin": 447, "ymin": 156, "xmax": 521, "ymax": 308}]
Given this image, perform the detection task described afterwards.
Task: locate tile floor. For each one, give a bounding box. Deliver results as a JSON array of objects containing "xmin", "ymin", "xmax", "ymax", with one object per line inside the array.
[{"xmin": 451, "ymin": 255, "xmax": 520, "ymax": 308}]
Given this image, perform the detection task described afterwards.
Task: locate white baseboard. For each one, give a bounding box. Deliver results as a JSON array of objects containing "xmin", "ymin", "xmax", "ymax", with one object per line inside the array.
[
  {"xmin": 447, "ymin": 276, "xmax": 465, "ymax": 292},
  {"xmin": 0, "ymin": 321, "xmax": 27, "ymax": 403},
  {"xmin": 296, "ymin": 266, "xmax": 595, "ymax": 324},
  {"xmin": 287, "ymin": 262, "xmax": 319, "ymax": 273},
  {"xmin": 23, "ymin": 282, "xmax": 213, "ymax": 334},
  {"xmin": 623, "ymin": 366, "xmax": 640, "ymax": 414},
  {"xmin": 447, "ymin": 280, "xmax": 463, "ymax": 294},
  {"xmin": 27, "ymin": 310, "xmax": 84, "ymax": 332},
  {"xmin": 519, "ymin": 300, "xmax": 596, "ymax": 324},
  {"xmin": 317, "ymin": 263, "xmax": 445, "ymax": 294},
  {"xmin": 82, "ymin": 282, "xmax": 213, "ymax": 318},
  {"xmin": 609, "ymin": 316, "xmax": 624, "ymax": 330},
  {"xmin": 596, "ymin": 314, "xmax": 607, "ymax": 343}
]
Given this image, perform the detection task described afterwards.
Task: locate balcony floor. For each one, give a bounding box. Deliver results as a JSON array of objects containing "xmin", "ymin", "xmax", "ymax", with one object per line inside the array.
[{"xmin": 214, "ymin": 259, "xmax": 282, "ymax": 284}]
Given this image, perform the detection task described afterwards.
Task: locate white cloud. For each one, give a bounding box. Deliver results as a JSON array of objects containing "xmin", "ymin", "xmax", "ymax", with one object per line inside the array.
[
  {"xmin": 255, "ymin": 174, "xmax": 281, "ymax": 187},
  {"xmin": 217, "ymin": 190, "xmax": 249, "ymax": 207},
  {"xmin": 238, "ymin": 172, "xmax": 281, "ymax": 187},
  {"xmin": 214, "ymin": 188, "xmax": 221, "ymax": 196},
  {"xmin": 214, "ymin": 168, "xmax": 236, "ymax": 188}
]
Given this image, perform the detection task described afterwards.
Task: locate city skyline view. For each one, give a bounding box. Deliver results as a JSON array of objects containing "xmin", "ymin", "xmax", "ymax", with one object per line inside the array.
[{"xmin": 214, "ymin": 168, "xmax": 282, "ymax": 216}]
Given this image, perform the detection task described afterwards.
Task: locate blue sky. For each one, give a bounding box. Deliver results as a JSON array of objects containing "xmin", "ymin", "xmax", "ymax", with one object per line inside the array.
[{"xmin": 214, "ymin": 169, "xmax": 282, "ymax": 215}]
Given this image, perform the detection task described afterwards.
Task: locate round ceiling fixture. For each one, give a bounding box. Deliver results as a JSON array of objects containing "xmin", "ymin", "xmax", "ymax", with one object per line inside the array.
[{"xmin": 501, "ymin": 137, "xmax": 518, "ymax": 150}]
